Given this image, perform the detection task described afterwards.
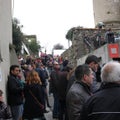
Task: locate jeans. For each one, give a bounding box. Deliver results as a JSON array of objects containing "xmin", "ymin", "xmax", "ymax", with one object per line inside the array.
[
  {"xmin": 53, "ymin": 92, "xmax": 59, "ymax": 118},
  {"xmin": 11, "ymin": 104, "xmax": 23, "ymax": 120}
]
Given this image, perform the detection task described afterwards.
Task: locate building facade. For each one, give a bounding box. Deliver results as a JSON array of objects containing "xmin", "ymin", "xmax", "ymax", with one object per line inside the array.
[
  {"xmin": 93, "ymin": 0, "xmax": 120, "ymax": 28},
  {"xmin": 0, "ymin": 0, "xmax": 12, "ymax": 101}
]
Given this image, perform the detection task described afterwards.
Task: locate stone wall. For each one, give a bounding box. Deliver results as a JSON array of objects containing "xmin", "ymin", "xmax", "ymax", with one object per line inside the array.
[{"xmin": 61, "ymin": 27, "xmax": 120, "ymax": 66}]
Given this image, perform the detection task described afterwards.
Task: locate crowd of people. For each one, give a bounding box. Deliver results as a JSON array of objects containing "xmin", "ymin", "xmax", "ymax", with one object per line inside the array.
[{"xmin": 1, "ymin": 54, "xmax": 120, "ymax": 120}]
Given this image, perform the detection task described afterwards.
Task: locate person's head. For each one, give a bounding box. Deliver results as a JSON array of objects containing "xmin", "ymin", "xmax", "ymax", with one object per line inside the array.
[
  {"xmin": 31, "ymin": 63, "xmax": 36, "ymax": 69},
  {"xmin": 112, "ymin": 58, "xmax": 120, "ymax": 63},
  {"xmin": 75, "ymin": 64, "xmax": 94, "ymax": 86},
  {"xmin": 27, "ymin": 64, "xmax": 33, "ymax": 71},
  {"xmin": 101, "ymin": 61, "xmax": 120, "ymax": 83},
  {"xmin": 53, "ymin": 61, "xmax": 60, "ymax": 70},
  {"xmin": 67, "ymin": 67, "xmax": 76, "ymax": 80},
  {"xmin": 40, "ymin": 63, "xmax": 44, "ymax": 69},
  {"xmin": 26, "ymin": 70, "xmax": 42, "ymax": 85},
  {"xmin": 85, "ymin": 55, "xmax": 100, "ymax": 72},
  {"xmin": 62, "ymin": 65, "xmax": 73, "ymax": 72},
  {"xmin": 10, "ymin": 65, "xmax": 20, "ymax": 76},
  {"xmin": 107, "ymin": 28, "xmax": 111, "ymax": 31}
]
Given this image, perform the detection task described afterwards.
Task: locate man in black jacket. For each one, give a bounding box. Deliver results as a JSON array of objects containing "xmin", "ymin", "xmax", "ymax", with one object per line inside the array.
[
  {"xmin": 85, "ymin": 55, "xmax": 101, "ymax": 93},
  {"xmin": 80, "ymin": 61, "xmax": 120, "ymax": 120},
  {"xmin": 7, "ymin": 65, "xmax": 24, "ymax": 120},
  {"xmin": 66, "ymin": 64, "xmax": 94, "ymax": 120}
]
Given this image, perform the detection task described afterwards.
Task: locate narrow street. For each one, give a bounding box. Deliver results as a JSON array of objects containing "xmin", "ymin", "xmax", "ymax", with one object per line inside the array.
[{"xmin": 44, "ymin": 94, "xmax": 54, "ymax": 120}]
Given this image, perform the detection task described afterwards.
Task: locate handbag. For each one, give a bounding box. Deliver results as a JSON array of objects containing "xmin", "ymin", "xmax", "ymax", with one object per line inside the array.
[{"xmin": 29, "ymin": 90, "xmax": 44, "ymax": 110}]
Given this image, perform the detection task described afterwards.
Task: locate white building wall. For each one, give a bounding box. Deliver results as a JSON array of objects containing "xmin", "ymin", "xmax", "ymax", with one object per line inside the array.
[
  {"xmin": 77, "ymin": 44, "xmax": 112, "ymax": 66},
  {"xmin": 0, "ymin": 0, "xmax": 12, "ymax": 101}
]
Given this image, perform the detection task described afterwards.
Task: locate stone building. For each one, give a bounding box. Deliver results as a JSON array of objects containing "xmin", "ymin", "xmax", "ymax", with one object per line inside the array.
[
  {"xmin": 62, "ymin": 0, "xmax": 120, "ymax": 66},
  {"xmin": 62, "ymin": 27, "xmax": 104, "ymax": 66},
  {"xmin": 93, "ymin": 0, "xmax": 120, "ymax": 28}
]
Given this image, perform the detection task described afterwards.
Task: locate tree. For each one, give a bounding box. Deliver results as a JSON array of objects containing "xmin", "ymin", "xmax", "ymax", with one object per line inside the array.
[
  {"xmin": 29, "ymin": 40, "xmax": 40, "ymax": 56},
  {"xmin": 53, "ymin": 43, "xmax": 64, "ymax": 49},
  {"xmin": 12, "ymin": 18, "xmax": 41, "ymax": 56},
  {"xmin": 12, "ymin": 18, "xmax": 24, "ymax": 54},
  {"xmin": 65, "ymin": 27, "xmax": 75, "ymax": 41},
  {"xmin": 66, "ymin": 26, "xmax": 83, "ymax": 41}
]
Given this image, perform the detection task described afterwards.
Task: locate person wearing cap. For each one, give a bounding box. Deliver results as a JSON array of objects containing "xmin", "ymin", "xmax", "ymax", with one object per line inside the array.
[
  {"xmin": 85, "ymin": 55, "xmax": 101, "ymax": 93},
  {"xmin": 80, "ymin": 61, "xmax": 120, "ymax": 120},
  {"xmin": 0, "ymin": 89, "xmax": 12, "ymax": 119}
]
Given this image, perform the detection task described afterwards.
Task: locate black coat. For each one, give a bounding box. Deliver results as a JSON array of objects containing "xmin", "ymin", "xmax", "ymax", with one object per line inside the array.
[
  {"xmin": 7, "ymin": 75, "xmax": 24, "ymax": 106},
  {"xmin": 80, "ymin": 83, "xmax": 120, "ymax": 120},
  {"xmin": 50, "ymin": 70, "xmax": 68, "ymax": 100},
  {"xmin": 23, "ymin": 83, "xmax": 45, "ymax": 119},
  {"xmin": 0, "ymin": 101, "xmax": 12, "ymax": 119}
]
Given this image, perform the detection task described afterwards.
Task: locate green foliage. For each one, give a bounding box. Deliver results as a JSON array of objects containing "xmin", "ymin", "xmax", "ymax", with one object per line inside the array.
[
  {"xmin": 12, "ymin": 18, "xmax": 24, "ymax": 54},
  {"xmin": 29, "ymin": 40, "xmax": 40, "ymax": 55},
  {"xmin": 66, "ymin": 26, "xmax": 83, "ymax": 41},
  {"xmin": 66, "ymin": 27, "xmax": 75, "ymax": 41},
  {"xmin": 12, "ymin": 18, "xmax": 41, "ymax": 56}
]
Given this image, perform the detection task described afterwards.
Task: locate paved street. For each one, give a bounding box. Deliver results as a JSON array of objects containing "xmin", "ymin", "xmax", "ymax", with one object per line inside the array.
[
  {"xmin": 44, "ymin": 93, "xmax": 54, "ymax": 120},
  {"xmin": 45, "ymin": 110, "xmax": 53, "ymax": 120}
]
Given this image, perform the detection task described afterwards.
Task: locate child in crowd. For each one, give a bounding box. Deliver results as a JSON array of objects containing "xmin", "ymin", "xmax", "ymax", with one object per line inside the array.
[{"xmin": 0, "ymin": 89, "xmax": 12, "ymax": 119}]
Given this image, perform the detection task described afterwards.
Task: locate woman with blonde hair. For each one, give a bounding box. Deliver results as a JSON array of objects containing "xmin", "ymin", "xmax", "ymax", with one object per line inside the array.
[
  {"xmin": 23, "ymin": 70, "xmax": 46, "ymax": 120},
  {"xmin": 25, "ymin": 70, "xmax": 42, "ymax": 85}
]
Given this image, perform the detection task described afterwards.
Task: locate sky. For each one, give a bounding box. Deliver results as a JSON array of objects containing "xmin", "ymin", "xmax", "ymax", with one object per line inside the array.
[{"xmin": 13, "ymin": 0, "xmax": 95, "ymax": 54}]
